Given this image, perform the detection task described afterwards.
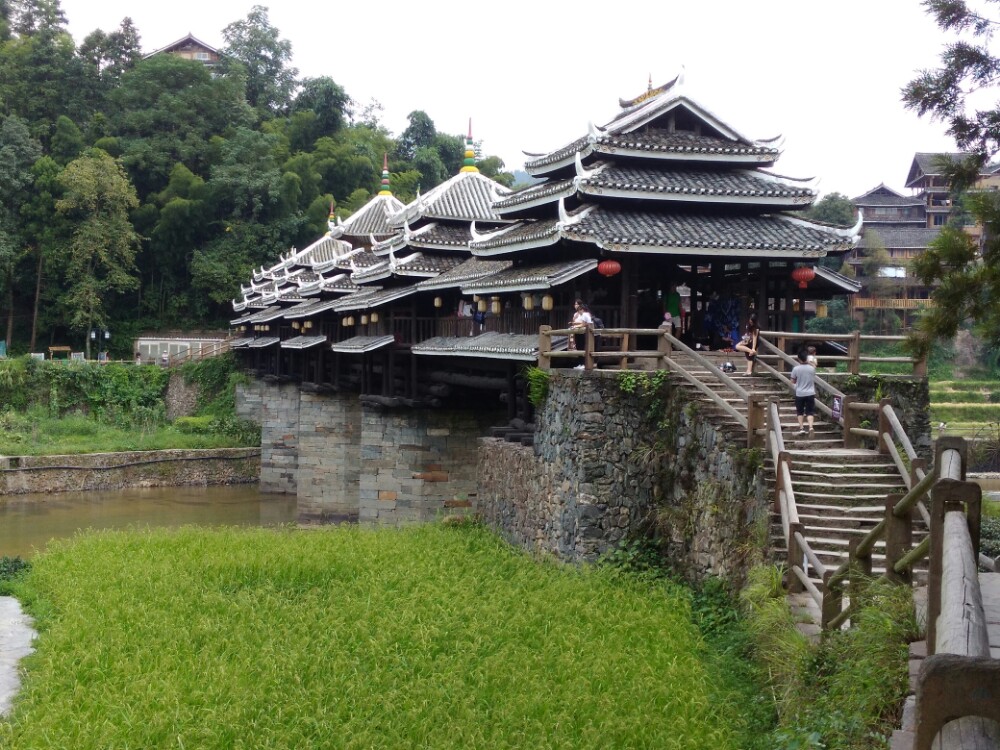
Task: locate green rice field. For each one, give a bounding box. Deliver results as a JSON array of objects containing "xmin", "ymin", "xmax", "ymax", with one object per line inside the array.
[{"xmin": 0, "ymin": 524, "xmax": 772, "ymax": 750}]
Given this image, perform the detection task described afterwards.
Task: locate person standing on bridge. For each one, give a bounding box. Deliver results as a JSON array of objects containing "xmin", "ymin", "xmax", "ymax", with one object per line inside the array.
[{"xmin": 790, "ymin": 349, "xmax": 816, "ymax": 437}]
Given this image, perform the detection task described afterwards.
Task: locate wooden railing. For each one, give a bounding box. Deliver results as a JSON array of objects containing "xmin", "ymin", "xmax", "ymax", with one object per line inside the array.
[
  {"xmin": 164, "ymin": 338, "xmax": 233, "ymax": 367},
  {"xmin": 537, "ymin": 325, "xmax": 765, "ymax": 448},
  {"xmin": 758, "ymin": 330, "xmax": 927, "ymax": 377},
  {"xmin": 913, "ymin": 438, "xmax": 1000, "ymax": 750},
  {"xmin": 766, "ymin": 398, "xmax": 829, "ymax": 608}
]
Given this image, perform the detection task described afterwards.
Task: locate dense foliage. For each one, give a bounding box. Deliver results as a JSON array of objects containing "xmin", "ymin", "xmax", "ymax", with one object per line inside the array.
[
  {"xmin": 0, "ymin": 353, "xmax": 259, "ymax": 452},
  {"xmin": 0, "ymin": 2, "xmax": 514, "ymax": 357},
  {"xmin": 903, "ymin": 1, "xmax": 1000, "ymax": 357},
  {"xmin": 2, "ymin": 523, "xmax": 774, "ymax": 749}
]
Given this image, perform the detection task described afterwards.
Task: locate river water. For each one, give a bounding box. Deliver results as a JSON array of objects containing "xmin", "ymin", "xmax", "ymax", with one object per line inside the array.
[{"xmin": 0, "ymin": 485, "xmax": 297, "ymax": 558}]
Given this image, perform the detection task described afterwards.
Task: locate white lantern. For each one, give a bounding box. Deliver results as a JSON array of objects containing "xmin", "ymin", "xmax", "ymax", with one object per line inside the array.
[
  {"xmin": 434, "ymin": 296, "xmax": 442, "ymax": 308},
  {"xmin": 523, "ymin": 294, "xmax": 534, "ymax": 311},
  {"xmin": 292, "ymin": 321, "xmax": 300, "ymax": 330},
  {"xmin": 361, "ymin": 314, "xmax": 368, "ymax": 325},
  {"xmin": 490, "ymin": 296, "xmax": 501, "ymax": 314},
  {"xmin": 542, "ymin": 294, "xmax": 554, "ymax": 311},
  {"xmin": 371, "ymin": 312, "xmax": 379, "ymax": 324},
  {"xmin": 477, "ymin": 299, "xmax": 487, "ymax": 312}
]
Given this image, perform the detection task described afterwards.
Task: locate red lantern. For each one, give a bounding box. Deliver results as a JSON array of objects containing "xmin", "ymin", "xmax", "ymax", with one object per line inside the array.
[
  {"xmin": 791, "ymin": 266, "xmax": 816, "ymax": 289},
  {"xmin": 597, "ymin": 259, "xmax": 621, "ymax": 277}
]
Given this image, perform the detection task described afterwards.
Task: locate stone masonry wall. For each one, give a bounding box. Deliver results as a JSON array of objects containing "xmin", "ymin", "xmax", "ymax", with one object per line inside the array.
[
  {"xmin": 258, "ymin": 382, "xmax": 300, "ymax": 494},
  {"xmin": 360, "ymin": 406, "xmax": 502, "ymax": 525},
  {"xmin": 478, "ymin": 370, "xmax": 768, "ymax": 584},
  {"xmin": 297, "ymin": 392, "xmax": 362, "ymax": 522},
  {"xmin": 0, "ymin": 448, "xmax": 259, "ymax": 495},
  {"xmin": 826, "ymin": 374, "xmax": 932, "ymax": 460}
]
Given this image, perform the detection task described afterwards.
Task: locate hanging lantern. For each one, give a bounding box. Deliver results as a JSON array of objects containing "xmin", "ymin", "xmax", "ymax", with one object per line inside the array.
[
  {"xmin": 434, "ymin": 296, "xmax": 443, "ymax": 308},
  {"xmin": 341, "ymin": 317, "xmax": 349, "ymax": 327},
  {"xmin": 542, "ymin": 294, "xmax": 554, "ymax": 311},
  {"xmin": 361, "ymin": 314, "xmax": 368, "ymax": 325},
  {"xmin": 597, "ymin": 259, "xmax": 622, "ymax": 277},
  {"xmin": 490, "ymin": 296, "xmax": 501, "ymax": 314},
  {"xmin": 262, "ymin": 324, "xmax": 269, "ymax": 332},
  {"xmin": 791, "ymin": 266, "xmax": 816, "ymax": 289},
  {"xmin": 371, "ymin": 312, "xmax": 379, "ymax": 324},
  {"xmin": 347, "ymin": 316, "xmax": 355, "ymax": 326},
  {"xmin": 473, "ymin": 295, "xmax": 480, "ymax": 302},
  {"xmin": 303, "ymin": 320, "xmax": 313, "ymax": 330},
  {"xmin": 477, "ymin": 298, "xmax": 487, "ymax": 312},
  {"xmin": 522, "ymin": 294, "xmax": 534, "ymax": 311},
  {"xmin": 292, "ymin": 321, "xmax": 300, "ymax": 330}
]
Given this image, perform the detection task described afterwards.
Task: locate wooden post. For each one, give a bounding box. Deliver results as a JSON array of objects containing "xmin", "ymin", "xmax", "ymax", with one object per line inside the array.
[
  {"xmin": 776, "ymin": 335, "xmax": 787, "ymax": 373},
  {"xmin": 657, "ymin": 324, "xmax": 670, "ymax": 370},
  {"xmin": 821, "ymin": 570, "xmax": 841, "ymax": 630},
  {"xmin": 927, "ymin": 483, "xmax": 948, "ymax": 653},
  {"xmin": 877, "ymin": 398, "xmax": 891, "ymax": 455},
  {"xmin": 848, "ymin": 331, "xmax": 861, "ymax": 375},
  {"xmin": 584, "ymin": 327, "xmax": 595, "ymax": 371},
  {"xmin": 885, "ymin": 493, "xmax": 911, "ymax": 584},
  {"xmin": 787, "ymin": 521, "xmax": 804, "ymax": 593},
  {"xmin": 849, "ymin": 535, "xmax": 872, "ymax": 580},
  {"xmin": 538, "ymin": 325, "xmax": 552, "ymax": 371},
  {"xmin": 935, "ymin": 436, "xmax": 968, "ymax": 481},
  {"xmin": 775, "ymin": 451, "xmax": 791, "ymax": 514},
  {"xmin": 909, "ymin": 458, "xmax": 926, "ymax": 493},
  {"xmin": 842, "ymin": 395, "xmax": 860, "ymax": 449},
  {"xmin": 913, "ymin": 350, "xmax": 927, "ymax": 378},
  {"xmin": 747, "ymin": 395, "xmax": 765, "ymax": 449},
  {"xmin": 618, "ymin": 331, "xmax": 629, "ymax": 371}
]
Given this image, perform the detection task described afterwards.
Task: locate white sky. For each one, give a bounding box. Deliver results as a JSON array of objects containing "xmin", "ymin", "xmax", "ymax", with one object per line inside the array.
[{"xmin": 58, "ymin": 0, "xmax": 967, "ymax": 199}]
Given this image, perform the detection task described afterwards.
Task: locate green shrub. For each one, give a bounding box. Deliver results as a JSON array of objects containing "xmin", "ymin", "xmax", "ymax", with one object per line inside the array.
[{"xmin": 173, "ymin": 415, "xmax": 215, "ymax": 434}]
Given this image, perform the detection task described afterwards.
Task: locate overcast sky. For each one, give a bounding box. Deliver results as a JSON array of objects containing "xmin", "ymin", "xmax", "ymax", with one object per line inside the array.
[{"xmin": 57, "ymin": 0, "xmax": 966, "ymax": 199}]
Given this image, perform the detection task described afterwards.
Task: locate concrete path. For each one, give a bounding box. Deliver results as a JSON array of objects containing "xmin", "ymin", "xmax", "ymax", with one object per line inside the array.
[{"xmin": 0, "ymin": 596, "xmax": 35, "ymax": 716}]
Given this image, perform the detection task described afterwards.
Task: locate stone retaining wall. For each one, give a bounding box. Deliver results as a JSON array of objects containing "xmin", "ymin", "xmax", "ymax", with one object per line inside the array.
[
  {"xmin": 478, "ymin": 370, "xmax": 768, "ymax": 583},
  {"xmin": 0, "ymin": 448, "xmax": 260, "ymax": 495}
]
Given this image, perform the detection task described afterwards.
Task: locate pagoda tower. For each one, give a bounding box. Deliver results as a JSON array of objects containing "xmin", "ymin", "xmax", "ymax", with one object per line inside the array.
[{"xmin": 469, "ymin": 74, "xmax": 861, "ymax": 337}]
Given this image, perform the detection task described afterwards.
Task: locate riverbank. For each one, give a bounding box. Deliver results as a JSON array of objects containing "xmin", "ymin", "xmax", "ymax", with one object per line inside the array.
[{"xmin": 0, "ymin": 448, "xmax": 260, "ymax": 495}]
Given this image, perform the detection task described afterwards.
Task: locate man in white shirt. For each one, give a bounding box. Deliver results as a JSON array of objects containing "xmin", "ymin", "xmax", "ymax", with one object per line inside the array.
[{"xmin": 790, "ymin": 349, "xmax": 816, "ymax": 437}]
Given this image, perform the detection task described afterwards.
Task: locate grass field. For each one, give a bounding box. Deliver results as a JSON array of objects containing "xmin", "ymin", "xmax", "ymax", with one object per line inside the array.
[
  {"xmin": 0, "ymin": 409, "xmax": 257, "ymax": 455},
  {"xmin": 0, "ymin": 524, "xmax": 773, "ymax": 750}
]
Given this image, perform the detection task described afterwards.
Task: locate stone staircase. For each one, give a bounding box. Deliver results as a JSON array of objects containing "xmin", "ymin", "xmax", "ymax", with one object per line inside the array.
[{"xmin": 666, "ymin": 351, "xmax": 927, "ymax": 592}]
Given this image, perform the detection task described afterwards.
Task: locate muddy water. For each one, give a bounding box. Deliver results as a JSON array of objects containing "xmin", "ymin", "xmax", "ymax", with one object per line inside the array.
[{"xmin": 0, "ymin": 485, "xmax": 297, "ymax": 558}]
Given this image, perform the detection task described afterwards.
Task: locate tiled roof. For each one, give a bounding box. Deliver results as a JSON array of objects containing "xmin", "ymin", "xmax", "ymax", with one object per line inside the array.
[
  {"xmin": 247, "ymin": 337, "xmax": 280, "ymax": 348},
  {"xmin": 298, "ymin": 235, "xmax": 353, "ymax": 272},
  {"xmin": 333, "ymin": 286, "xmax": 415, "ymax": 312},
  {"xmin": 561, "ymin": 206, "xmax": 853, "ymax": 257},
  {"xmin": 494, "ymin": 179, "xmax": 576, "ymax": 213},
  {"xmin": 351, "ymin": 252, "xmax": 465, "ymax": 283},
  {"xmin": 320, "ymin": 273, "xmax": 359, "ymax": 293},
  {"xmin": 860, "ymin": 227, "xmax": 940, "ymax": 249},
  {"xmin": 416, "ymin": 258, "xmax": 513, "ymax": 291},
  {"xmin": 230, "ymin": 305, "xmax": 282, "ymax": 325},
  {"xmin": 905, "ymin": 152, "xmax": 977, "ymax": 187},
  {"xmin": 372, "ymin": 222, "xmax": 481, "ymax": 255},
  {"xmin": 525, "ymin": 131, "xmax": 782, "ymax": 174},
  {"xmin": 412, "ymin": 332, "xmax": 542, "ymax": 361},
  {"xmin": 852, "ymin": 184, "xmax": 921, "ymax": 206},
  {"xmin": 280, "ymin": 335, "xmax": 328, "ymax": 350},
  {"xmin": 391, "ymin": 171, "xmax": 511, "ymax": 224},
  {"xmin": 462, "ymin": 259, "xmax": 597, "ymax": 294},
  {"xmin": 597, "ymin": 130, "xmax": 778, "ymax": 162},
  {"xmin": 469, "ymin": 218, "xmax": 561, "ymax": 255},
  {"xmin": 813, "ymin": 266, "xmax": 862, "ymax": 293},
  {"xmin": 334, "ymin": 248, "xmax": 381, "ymax": 272},
  {"xmin": 332, "ymin": 194, "xmax": 405, "ymax": 239},
  {"xmin": 330, "ymin": 335, "xmax": 395, "ymax": 354},
  {"xmin": 229, "ymin": 337, "xmax": 255, "ymax": 349}
]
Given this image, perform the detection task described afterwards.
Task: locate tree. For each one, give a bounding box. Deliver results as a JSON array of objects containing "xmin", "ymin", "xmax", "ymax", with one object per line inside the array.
[
  {"xmin": 107, "ymin": 54, "xmax": 253, "ymax": 196},
  {"xmin": 396, "ymin": 110, "xmax": 436, "ymax": 160},
  {"xmin": 806, "ymin": 192, "xmax": 857, "ymax": 225},
  {"xmin": 0, "ymin": 115, "xmax": 41, "ymax": 347},
  {"xmin": 290, "ymin": 76, "xmax": 350, "ymax": 141},
  {"xmin": 221, "ymin": 5, "xmax": 298, "ymax": 120},
  {"xmin": 55, "ymin": 149, "xmax": 140, "ymax": 355},
  {"xmin": 903, "ymin": 1, "xmax": 1000, "ymax": 353}
]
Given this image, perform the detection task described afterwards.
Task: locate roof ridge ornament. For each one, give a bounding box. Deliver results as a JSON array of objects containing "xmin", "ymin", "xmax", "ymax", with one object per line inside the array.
[
  {"xmin": 460, "ymin": 118, "xmax": 479, "ymax": 173},
  {"xmin": 378, "ymin": 153, "xmax": 392, "ymax": 196},
  {"xmin": 470, "ymin": 220, "xmax": 483, "ymax": 243},
  {"xmin": 587, "ymin": 121, "xmax": 604, "ymax": 144},
  {"xmin": 618, "ymin": 69, "xmax": 682, "ymax": 108},
  {"xmin": 574, "ymin": 152, "xmax": 601, "ymax": 182}
]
